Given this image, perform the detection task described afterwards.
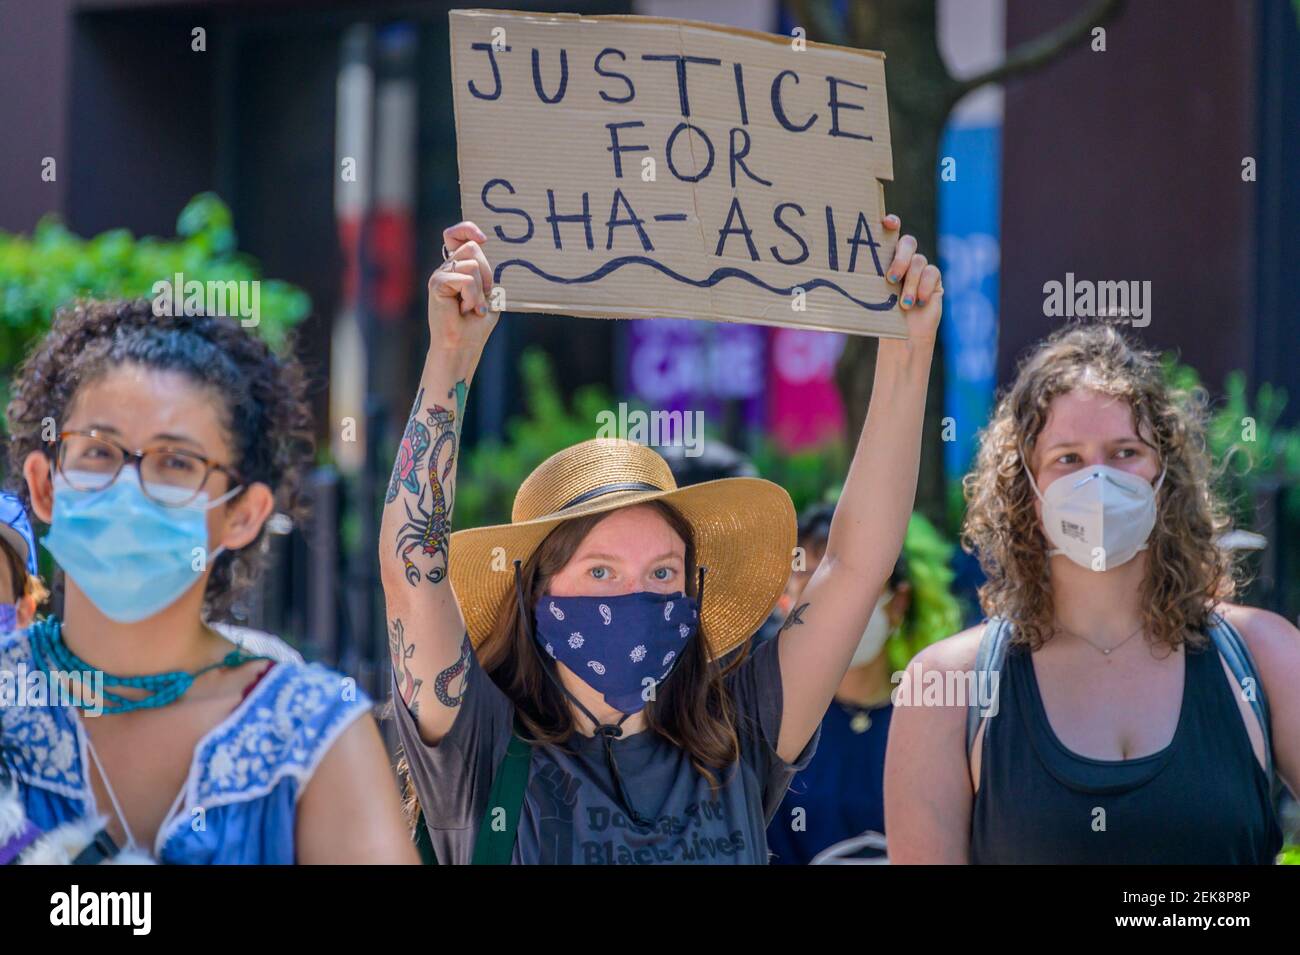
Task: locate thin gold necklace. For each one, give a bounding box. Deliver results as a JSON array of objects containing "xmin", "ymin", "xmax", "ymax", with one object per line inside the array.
[{"xmin": 1054, "ymin": 620, "xmax": 1145, "ymax": 656}]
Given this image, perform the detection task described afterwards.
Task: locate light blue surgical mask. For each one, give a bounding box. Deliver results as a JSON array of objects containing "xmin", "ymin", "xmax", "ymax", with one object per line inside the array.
[{"xmin": 42, "ymin": 472, "xmax": 242, "ymax": 623}]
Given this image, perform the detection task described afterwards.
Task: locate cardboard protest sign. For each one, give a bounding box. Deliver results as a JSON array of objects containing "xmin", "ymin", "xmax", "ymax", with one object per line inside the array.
[{"xmin": 450, "ymin": 10, "xmax": 903, "ymax": 337}]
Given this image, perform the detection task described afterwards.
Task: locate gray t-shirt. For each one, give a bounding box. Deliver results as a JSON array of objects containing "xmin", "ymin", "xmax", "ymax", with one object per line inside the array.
[{"xmin": 393, "ymin": 635, "xmax": 818, "ymax": 864}]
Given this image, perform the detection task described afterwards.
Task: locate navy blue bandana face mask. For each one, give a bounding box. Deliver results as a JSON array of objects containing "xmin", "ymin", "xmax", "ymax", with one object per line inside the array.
[{"xmin": 532, "ymin": 590, "xmax": 700, "ymax": 715}]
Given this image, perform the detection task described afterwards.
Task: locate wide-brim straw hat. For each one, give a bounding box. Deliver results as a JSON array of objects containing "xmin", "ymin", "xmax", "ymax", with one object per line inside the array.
[{"xmin": 449, "ymin": 438, "xmax": 796, "ymax": 661}]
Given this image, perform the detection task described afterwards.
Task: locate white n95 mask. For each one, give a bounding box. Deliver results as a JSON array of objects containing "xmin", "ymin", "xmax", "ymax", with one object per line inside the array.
[
  {"xmin": 1028, "ymin": 463, "xmax": 1164, "ymax": 571},
  {"xmin": 851, "ymin": 592, "xmax": 894, "ymax": 666}
]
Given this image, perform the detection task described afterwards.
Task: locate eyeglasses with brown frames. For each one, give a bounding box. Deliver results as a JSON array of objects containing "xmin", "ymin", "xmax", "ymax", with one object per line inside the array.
[{"xmin": 53, "ymin": 429, "xmax": 242, "ymax": 508}]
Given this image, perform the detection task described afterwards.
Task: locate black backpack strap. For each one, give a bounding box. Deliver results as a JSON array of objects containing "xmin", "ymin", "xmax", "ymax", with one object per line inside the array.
[
  {"xmin": 413, "ymin": 721, "xmax": 532, "ymax": 866},
  {"xmin": 966, "ymin": 617, "xmax": 1012, "ymax": 766},
  {"xmin": 1205, "ymin": 611, "xmax": 1274, "ymax": 789}
]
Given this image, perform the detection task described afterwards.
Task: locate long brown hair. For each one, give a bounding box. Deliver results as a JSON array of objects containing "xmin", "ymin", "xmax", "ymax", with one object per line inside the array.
[
  {"xmin": 398, "ymin": 500, "xmax": 750, "ymax": 824},
  {"xmin": 962, "ymin": 323, "xmax": 1237, "ymax": 651},
  {"xmin": 478, "ymin": 500, "xmax": 747, "ymax": 783}
]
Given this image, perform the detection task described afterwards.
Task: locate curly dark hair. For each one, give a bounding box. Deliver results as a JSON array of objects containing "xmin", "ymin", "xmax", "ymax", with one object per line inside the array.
[
  {"xmin": 962, "ymin": 322, "xmax": 1237, "ymax": 652},
  {"xmin": 4, "ymin": 298, "xmax": 314, "ymax": 620}
]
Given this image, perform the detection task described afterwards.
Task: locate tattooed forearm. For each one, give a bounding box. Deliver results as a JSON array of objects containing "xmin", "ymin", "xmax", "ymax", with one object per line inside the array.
[
  {"xmin": 387, "ymin": 387, "xmax": 428, "ymax": 504},
  {"xmin": 387, "ymin": 379, "xmax": 467, "ymax": 587},
  {"xmin": 451, "ymin": 378, "xmax": 467, "ymax": 442},
  {"xmin": 434, "ymin": 634, "xmax": 473, "ymax": 708},
  {"xmin": 778, "ymin": 602, "xmax": 810, "ymax": 635},
  {"xmin": 389, "ymin": 617, "xmax": 424, "ymax": 718}
]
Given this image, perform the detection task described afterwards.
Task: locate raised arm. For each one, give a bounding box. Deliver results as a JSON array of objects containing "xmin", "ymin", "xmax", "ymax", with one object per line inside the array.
[
  {"xmin": 380, "ymin": 221, "xmax": 496, "ymax": 745},
  {"xmin": 774, "ymin": 215, "xmax": 942, "ymax": 762}
]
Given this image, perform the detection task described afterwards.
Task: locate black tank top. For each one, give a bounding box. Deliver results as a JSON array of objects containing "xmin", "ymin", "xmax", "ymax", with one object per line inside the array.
[{"xmin": 970, "ymin": 638, "xmax": 1282, "ymax": 864}]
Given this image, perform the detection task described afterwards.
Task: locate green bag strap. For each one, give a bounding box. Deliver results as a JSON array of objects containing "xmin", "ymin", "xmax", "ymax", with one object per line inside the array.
[
  {"xmin": 471, "ymin": 728, "xmax": 532, "ymax": 865},
  {"xmin": 412, "ymin": 722, "xmax": 532, "ymax": 866},
  {"xmin": 414, "ymin": 806, "xmax": 439, "ymax": 865}
]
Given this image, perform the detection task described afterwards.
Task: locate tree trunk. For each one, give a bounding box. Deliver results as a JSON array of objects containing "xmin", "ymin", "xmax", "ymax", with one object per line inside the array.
[
  {"xmin": 825, "ymin": 0, "xmax": 955, "ymax": 527},
  {"xmin": 794, "ymin": 0, "xmax": 1126, "ymax": 527}
]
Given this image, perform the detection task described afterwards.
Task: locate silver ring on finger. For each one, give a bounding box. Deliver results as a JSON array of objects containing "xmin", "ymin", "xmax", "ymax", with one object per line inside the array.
[{"xmin": 437, "ymin": 245, "xmax": 460, "ymax": 273}]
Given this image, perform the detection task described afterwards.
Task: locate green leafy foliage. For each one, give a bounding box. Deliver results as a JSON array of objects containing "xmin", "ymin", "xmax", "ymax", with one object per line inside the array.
[
  {"xmin": 1161, "ymin": 355, "xmax": 1300, "ymax": 522},
  {"xmin": 1282, "ymin": 844, "xmax": 1299, "ymax": 865},
  {"xmin": 454, "ymin": 347, "xmax": 630, "ymax": 530},
  {"xmin": 455, "ymin": 346, "xmax": 862, "ymax": 529},
  {"xmin": 0, "ymin": 193, "xmax": 311, "ymax": 374},
  {"xmin": 748, "ymin": 438, "xmax": 848, "ymax": 516},
  {"xmin": 1163, "ymin": 355, "xmax": 1300, "ymax": 619},
  {"xmin": 886, "ymin": 511, "xmax": 964, "ymax": 671},
  {"xmin": 453, "ymin": 347, "xmax": 965, "ymax": 662}
]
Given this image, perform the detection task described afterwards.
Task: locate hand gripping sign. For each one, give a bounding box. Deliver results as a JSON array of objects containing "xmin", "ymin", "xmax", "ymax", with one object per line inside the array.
[{"xmin": 450, "ymin": 9, "xmax": 903, "ymax": 337}]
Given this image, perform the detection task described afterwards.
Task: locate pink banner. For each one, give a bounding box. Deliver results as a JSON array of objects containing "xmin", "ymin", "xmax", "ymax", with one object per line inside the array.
[{"xmin": 766, "ymin": 327, "xmax": 847, "ymax": 451}]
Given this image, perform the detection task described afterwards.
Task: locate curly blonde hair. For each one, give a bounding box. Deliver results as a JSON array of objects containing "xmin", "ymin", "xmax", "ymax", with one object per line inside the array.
[{"xmin": 962, "ymin": 323, "xmax": 1237, "ymax": 651}]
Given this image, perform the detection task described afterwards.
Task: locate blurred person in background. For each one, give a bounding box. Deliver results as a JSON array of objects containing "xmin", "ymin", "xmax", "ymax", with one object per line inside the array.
[
  {"xmin": 0, "ymin": 301, "xmax": 415, "ymax": 864},
  {"xmin": 0, "ymin": 491, "xmax": 47, "ymax": 634},
  {"xmin": 886, "ymin": 324, "xmax": 1299, "ymax": 864},
  {"xmin": 765, "ymin": 505, "xmax": 961, "ymax": 864},
  {"xmin": 657, "ymin": 440, "xmax": 758, "ymax": 488}
]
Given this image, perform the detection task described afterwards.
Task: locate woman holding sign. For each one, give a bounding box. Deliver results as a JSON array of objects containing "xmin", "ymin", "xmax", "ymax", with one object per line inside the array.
[
  {"xmin": 383, "ymin": 217, "xmax": 943, "ymax": 865},
  {"xmin": 885, "ymin": 324, "xmax": 1299, "ymax": 864}
]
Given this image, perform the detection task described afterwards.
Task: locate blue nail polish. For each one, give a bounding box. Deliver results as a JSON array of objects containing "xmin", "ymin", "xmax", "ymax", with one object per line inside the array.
[
  {"xmin": 902, "ymin": 296, "xmax": 913, "ymax": 307},
  {"xmin": 887, "ymin": 274, "xmax": 898, "ymax": 283},
  {"xmin": 477, "ymin": 304, "xmax": 487, "ymax": 316}
]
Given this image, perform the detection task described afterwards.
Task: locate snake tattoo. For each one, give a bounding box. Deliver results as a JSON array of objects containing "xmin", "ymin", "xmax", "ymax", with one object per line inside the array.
[{"xmin": 434, "ymin": 633, "xmax": 473, "ymax": 708}]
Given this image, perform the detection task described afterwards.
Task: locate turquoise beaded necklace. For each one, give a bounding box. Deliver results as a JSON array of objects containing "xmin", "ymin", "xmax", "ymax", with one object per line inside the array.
[{"xmin": 28, "ymin": 617, "xmax": 271, "ymax": 715}]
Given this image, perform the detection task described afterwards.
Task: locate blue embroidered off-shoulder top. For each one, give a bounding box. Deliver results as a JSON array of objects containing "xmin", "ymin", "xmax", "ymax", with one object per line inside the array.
[{"xmin": 0, "ymin": 624, "xmax": 372, "ymax": 864}]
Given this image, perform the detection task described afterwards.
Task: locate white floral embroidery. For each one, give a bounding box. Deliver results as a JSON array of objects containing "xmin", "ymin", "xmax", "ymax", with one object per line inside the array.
[
  {"xmin": 679, "ymin": 624, "xmax": 691, "ymax": 639},
  {"xmin": 587, "ymin": 661, "xmax": 606, "ymax": 675},
  {"xmin": 629, "ymin": 645, "xmax": 646, "ymax": 663},
  {"xmin": 598, "ymin": 604, "xmax": 612, "ymax": 625},
  {"xmin": 197, "ymin": 664, "xmax": 369, "ymax": 804},
  {"xmin": 0, "ymin": 633, "xmax": 84, "ymax": 800},
  {"xmin": 548, "ymin": 601, "xmax": 565, "ymax": 621},
  {"xmin": 568, "ymin": 632, "xmax": 584, "ymax": 649},
  {"xmin": 663, "ymin": 601, "xmax": 673, "ymax": 620},
  {"xmin": 662, "ymin": 651, "xmax": 676, "ymax": 667},
  {"xmin": 4, "ymin": 629, "xmax": 369, "ymax": 864},
  {"xmin": 545, "ymin": 643, "xmax": 555, "ymax": 658}
]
